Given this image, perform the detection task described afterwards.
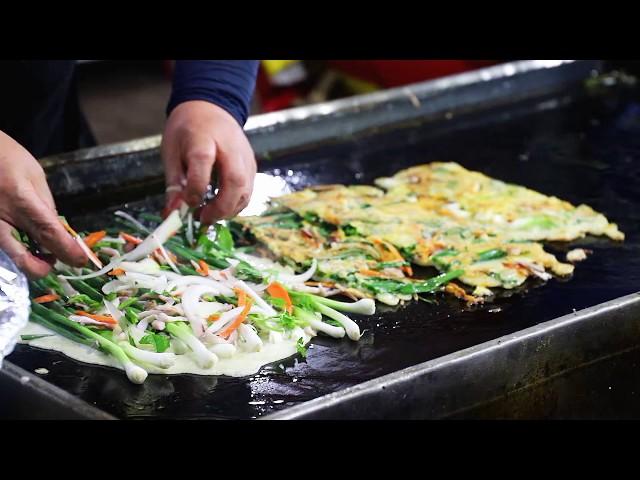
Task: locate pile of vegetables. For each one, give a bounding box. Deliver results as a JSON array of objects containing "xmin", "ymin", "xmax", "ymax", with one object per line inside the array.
[{"xmin": 24, "ymin": 206, "xmax": 380, "ymax": 384}]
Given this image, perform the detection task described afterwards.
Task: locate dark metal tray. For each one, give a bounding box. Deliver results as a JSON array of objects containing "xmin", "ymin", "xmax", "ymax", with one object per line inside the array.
[{"xmin": 4, "ymin": 60, "xmax": 640, "ymax": 419}]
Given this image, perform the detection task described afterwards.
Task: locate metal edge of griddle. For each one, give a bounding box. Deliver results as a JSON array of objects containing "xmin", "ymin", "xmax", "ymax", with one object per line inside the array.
[
  {"xmin": 0, "ymin": 361, "xmax": 117, "ymax": 419},
  {"xmin": 261, "ymin": 291, "xmax": 640, "ymax": 419},
  {"xmin": 41, "ymin": 60, "xmax": 601, "ymax": 198}
]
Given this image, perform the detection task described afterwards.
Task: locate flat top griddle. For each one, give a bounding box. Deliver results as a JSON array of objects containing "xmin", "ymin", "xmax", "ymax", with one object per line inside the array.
[{"xmin": 8, "ymin": 69, "xmax": 640, "ymax": 420}]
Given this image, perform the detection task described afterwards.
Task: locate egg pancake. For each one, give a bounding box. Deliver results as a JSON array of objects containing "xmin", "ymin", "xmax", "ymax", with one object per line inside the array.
[{"xmin": 236, "ymin": 162, "xmax": 624, "ymax": 301}]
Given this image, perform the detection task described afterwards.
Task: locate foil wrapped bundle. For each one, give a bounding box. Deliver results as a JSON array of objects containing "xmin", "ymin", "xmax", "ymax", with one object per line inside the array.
[{"xmin": 0, "ymin": 250, "xmax": 29, "ymax": 368}]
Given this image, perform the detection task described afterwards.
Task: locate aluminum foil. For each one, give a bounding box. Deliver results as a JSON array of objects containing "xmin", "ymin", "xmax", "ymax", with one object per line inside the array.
[{"xmin": 0, "ymin": 249, "xmax": 29, "ymax": 368}]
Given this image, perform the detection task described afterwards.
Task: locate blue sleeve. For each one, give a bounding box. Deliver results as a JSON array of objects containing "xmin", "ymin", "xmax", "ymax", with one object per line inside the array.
[{"xmin": 167, "ymin": 60, "xmax": 259, "ymax": 126}]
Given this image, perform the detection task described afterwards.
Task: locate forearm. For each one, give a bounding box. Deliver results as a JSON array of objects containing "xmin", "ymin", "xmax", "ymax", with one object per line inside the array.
[{"xmin": 167, "ymin": 60, "xmax": 259, "ymax": 126}]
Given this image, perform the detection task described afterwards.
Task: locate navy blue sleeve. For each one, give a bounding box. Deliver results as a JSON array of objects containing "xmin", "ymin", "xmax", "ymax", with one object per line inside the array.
[{"xmin": 167, "ymin": 60, "xmax": 259, "ymax": 126}]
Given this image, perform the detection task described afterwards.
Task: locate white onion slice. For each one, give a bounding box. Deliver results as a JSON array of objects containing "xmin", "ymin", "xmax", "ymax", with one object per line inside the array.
[
  {"xmin": 57, "ymin": 276, "xmax": 79, "ymax": 297},
  {"xmin": 276, "ymin": 259, "xmax": 318, "ymax": 284},
  {"xmin": 181, "ymin": 285, "xmax": 223, "ymax": 336},
  {"xmin": 166, "ymin": 276, "xmax": 234, "ymax": 296},
  {"xmin": 119, "ymin": 258, "xmax": 161, "ymax": 275},
  {"xmin": 114, "ymin": 210, "xmax": 151, "ymax": 234}
]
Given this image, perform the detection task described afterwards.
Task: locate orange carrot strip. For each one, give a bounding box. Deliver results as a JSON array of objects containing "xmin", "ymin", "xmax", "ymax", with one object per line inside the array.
[
  {"xmin": 120, "ymin": 232, "xmax": 143, "ymax": 245},
  {"xmin": 75, "ymin": 310, "xmax": 117, "ymax": 325},
  {"xmin": 358, "ymin": 268, "xmax": 386, "ymax": 277},
  {"xmin": 83, "ymin": 230, "xmax": 106, "ymax": 248},
  {"xmin": 61, "ymin": 221, "xmax": 79, "ymax": 237},
  {"xmin": 402, "ymin": 265, "xmax": 414, "ymax": 277},
  {"xmin": 266, "ymin": 281, "xmax": 293, "ymax": 314},
  {"xmin": 207, "ymin": 313, "xmax": 220, "ymax": 322},
  {"xmin": 218, "ymin": 299, "xmax": 253, "ymax": 339},
  {"xmin": 33, "ymin": 294, "xmax": 60, "ymax": 304},
  {"xmin": 197, "ymin": 260, "xmax": 210, "ymax": 277},
  {"xmin": 233, "ymin": 287, "xmax": 247, "ymax": 307},
  {"xmin": 108, "ymin": 268, "xmax": 125, "ymax": 276}
]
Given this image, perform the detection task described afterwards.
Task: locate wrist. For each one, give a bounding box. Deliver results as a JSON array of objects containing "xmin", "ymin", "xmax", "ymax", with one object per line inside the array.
[{"xmin": 167, "ymin": 100, "xmax": 239, "ymax": 130}]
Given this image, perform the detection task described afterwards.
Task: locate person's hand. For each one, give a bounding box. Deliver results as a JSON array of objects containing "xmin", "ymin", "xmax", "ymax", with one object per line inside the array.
[
  {"xmin": 0, "ymin": 131, "xmax": 87, "ymax": 278},
  {"xmin": 161, "ymin": 100, "xmax": 256, "ymax": 224}
]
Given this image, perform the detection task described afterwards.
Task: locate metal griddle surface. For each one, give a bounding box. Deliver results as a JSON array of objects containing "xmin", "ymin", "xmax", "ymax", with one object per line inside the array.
[{"xmin": 8, "ymin": 90, "xmax": 640, "ymax": 419}]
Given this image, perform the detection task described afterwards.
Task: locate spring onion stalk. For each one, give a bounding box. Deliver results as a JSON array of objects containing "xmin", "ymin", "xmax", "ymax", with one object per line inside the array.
[
  {"xmin": 475, "ymin": 249, "xmax": 507, "ymax": 262},
  {"xmin": 29, "ymin": 312, "xmax": 95, "ymax": 346},
  {"xmin": 165, "ymin": 322, "xmax": 217, "ymax": 368},
  {"xmin": 293, "ymin": 307, "xmax": 345, "ymax": 338},
  {"xmin": 68, "ymin": 279, "xmax": 104, "ymax": 302},
  {"xmin": 119, "ymin": 342, "xmax": 176, "ymax": 369},
  {"xmin": 31, "ymin": 303, "xmax": 148, "ymax": 384},
  {"xmin": 21, "ymin": 334, "xmax": 55, "ymax": 341},
  {"xmin": 312, "ymin": 302, "xmax": 361, "ymax": 341},
  {"xmin": 312, "ymin": 296, "xmax": 375, "ymax": 315},
  {"xmin": 237, "ymin": 323, "xmax": 263, "ymax": 352},
  {"xmin": 209, "ymin": 343, "xmax": 236, "ymax": 358}
]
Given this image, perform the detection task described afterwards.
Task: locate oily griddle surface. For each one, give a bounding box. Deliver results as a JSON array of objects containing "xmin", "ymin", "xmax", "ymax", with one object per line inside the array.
[{"xmin": 9, "ymin": 93, "xmax": 640, "ymax": 419}]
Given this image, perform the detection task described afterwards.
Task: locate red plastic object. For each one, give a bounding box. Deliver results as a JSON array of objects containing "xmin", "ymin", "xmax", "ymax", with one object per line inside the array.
[
  {"xmin": 326, "ymin": 60, "xmax": 498, "ymax": 88},
  {"xmin": 255, "ymin": 60, "xmax": 501, "ymax": 112}
]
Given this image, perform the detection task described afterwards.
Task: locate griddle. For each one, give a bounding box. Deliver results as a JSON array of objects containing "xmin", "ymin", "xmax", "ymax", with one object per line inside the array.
[{"xmin": 4, "ymin": 60, "xmax": 640, "ymax": 419}]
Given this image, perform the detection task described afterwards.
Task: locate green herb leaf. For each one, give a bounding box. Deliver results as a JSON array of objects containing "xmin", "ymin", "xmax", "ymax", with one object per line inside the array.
[
  {"xmin": 67, "ymin": 294, "xmax": 101, "ymax": 310},
  {"xmin": 124, "ymin": 307, "xmax": 139, "ymax": 324},
  {"xmin": 267, "ymin": 295, "xmax": 287, "ymax": 310},
  {"xmin": 140, "ymin": 333, "xmax": 171, "ymax": 353},
  {"xmin": 215, "ymin": 224, "xmax": 234, "ymax": 252},
  {"xmin": 475, "ymin": 249, "xmax": 507, "ymax": 262},
  {"xmin": 289, "ymin": 292, "xmax": 317, "ymax": 311},
  {"xmin": 275, "ymin": 311, "xmax": 299, "ymax": 330},
  {"xmin": 343, "ymin": 224, "xmax": 359, "ymax": 236},
  {"xmin": 296, "ymin": 337, "xmax": 308, "ymax": 358}
]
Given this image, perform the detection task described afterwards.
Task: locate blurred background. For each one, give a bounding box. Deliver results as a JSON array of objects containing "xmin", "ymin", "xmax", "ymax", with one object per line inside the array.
[{"xmin": 77, "ymin": 60, "xmax": 497, "ymax": 144}]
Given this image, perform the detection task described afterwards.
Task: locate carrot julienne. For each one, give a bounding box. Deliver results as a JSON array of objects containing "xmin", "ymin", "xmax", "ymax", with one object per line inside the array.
[
  {"xmin": 120, "ymin": 232, "xmax": 143, "ymax": 245},
  {"xmin": 84, "ymin": 230, "xmax": 106, "ymax": 248},
  {"xmin": 218, "ymin": 299, "xmax": 253, "ymax": 339},
  {"xmin": 197, "ymin": 259, "xmax": 210, "ymax": 276},
  {"xmin": 266, "ymin": 281, "xmax": 293, "ymax": 313},
  {"xmin": 75, "ymin": 310, "xmax": 117, "ymax": 325},
  {"xmin": 33, "ymin": 294, "xmax": 60, "ymax": 304}
]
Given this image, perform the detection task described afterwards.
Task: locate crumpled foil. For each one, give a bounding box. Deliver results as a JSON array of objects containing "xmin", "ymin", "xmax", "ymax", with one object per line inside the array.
[{"xmin": 0, "ymin": 249, "xmax": 30, "ymax": 368}]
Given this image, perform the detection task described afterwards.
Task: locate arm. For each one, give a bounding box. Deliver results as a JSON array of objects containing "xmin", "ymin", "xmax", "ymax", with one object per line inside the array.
[{"xmin": 162, "ymin": 60, "xmax": 260, "ymax": 224}]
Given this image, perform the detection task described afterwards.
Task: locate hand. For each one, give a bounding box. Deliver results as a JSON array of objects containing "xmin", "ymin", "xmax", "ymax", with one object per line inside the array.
[
  {"xmin": 0, "ymin": 131, "xmax": 87, "ymax": 278},
  {"xmin": 161, "ymin": 100, "xmax": 257, "ymax": 224}
]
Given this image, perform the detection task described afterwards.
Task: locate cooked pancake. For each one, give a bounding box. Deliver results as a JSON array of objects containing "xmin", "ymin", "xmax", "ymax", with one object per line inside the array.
[{"xmin": 237, "ymin": 162, "xmax": 624, "ymax": 300}]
